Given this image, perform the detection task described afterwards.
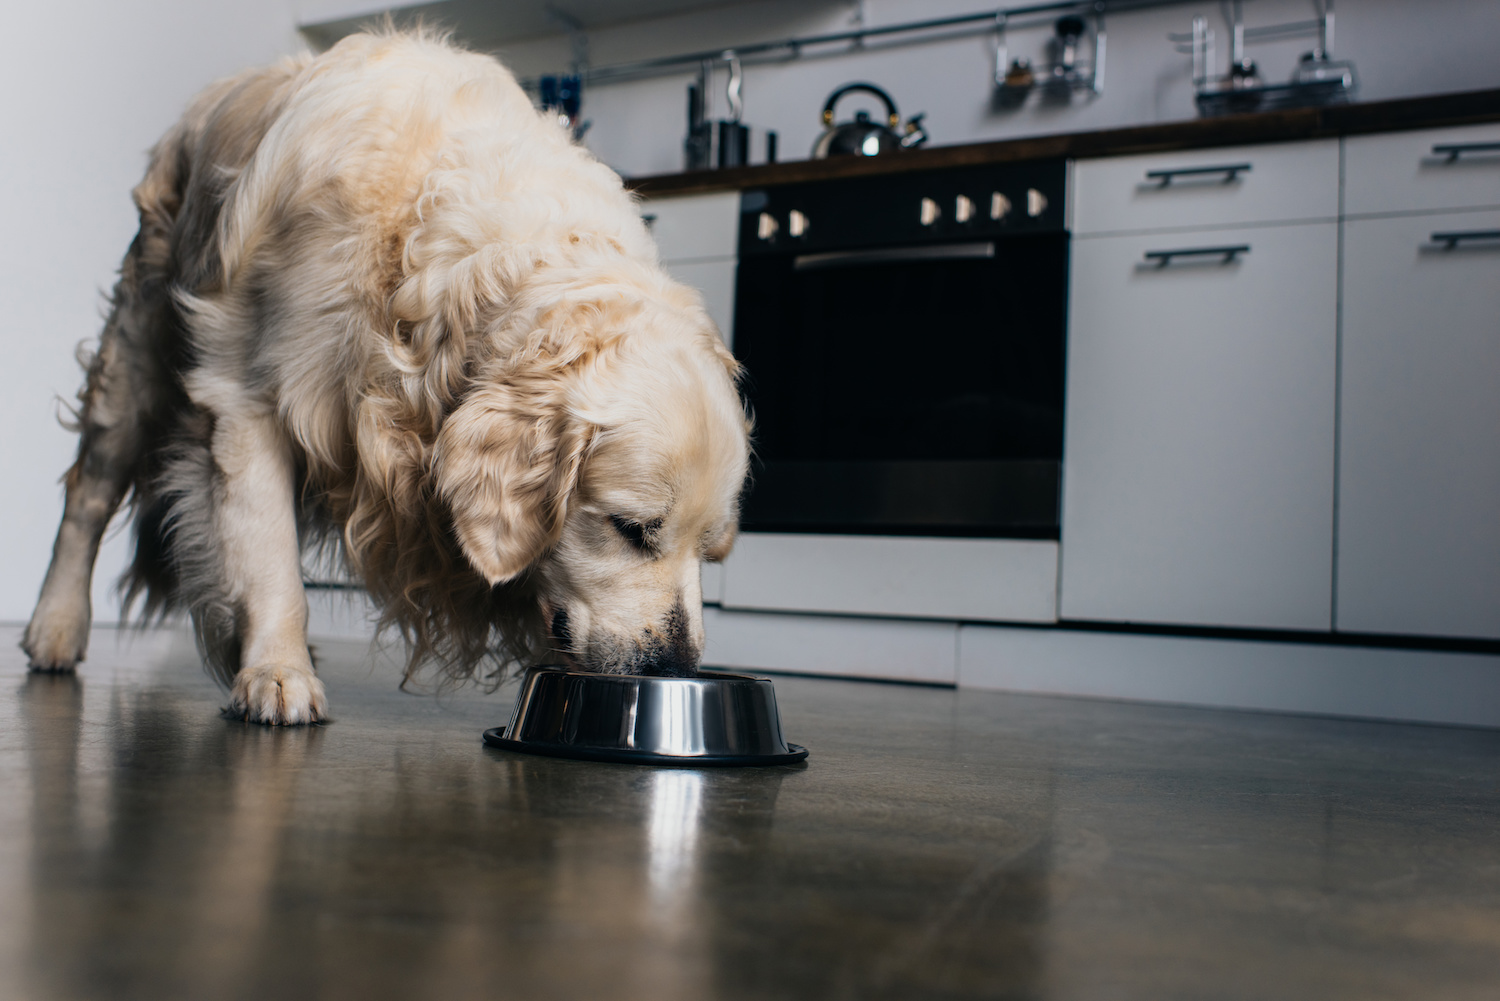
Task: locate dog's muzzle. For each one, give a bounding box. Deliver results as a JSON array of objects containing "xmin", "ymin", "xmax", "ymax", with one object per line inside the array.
[{"xmin": 548, "ymin": 602, "xmax": 700, "ymax": 677}]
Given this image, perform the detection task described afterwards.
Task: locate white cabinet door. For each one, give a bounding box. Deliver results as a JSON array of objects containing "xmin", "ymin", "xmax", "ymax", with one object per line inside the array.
[
  {"xmin": 1061, "ymin": 223, "xmax": 1338, "ymax": 630},
  {"xmin": 645, "ymin": 191, "xmax": 739, "ymax": 346},
  {"xmin": 660, "ymin": 257, "xmax": 736, "ymax": 346},
  {"xmin": 1337, "ymin": 210, "xmax": 1500, "ymax": 639}
]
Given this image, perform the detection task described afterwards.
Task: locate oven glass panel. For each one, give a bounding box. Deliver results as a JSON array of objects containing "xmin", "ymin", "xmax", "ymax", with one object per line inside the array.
[{"xmin": 733, "ymin": 231, "xmax": 1068, "ymax": 537}]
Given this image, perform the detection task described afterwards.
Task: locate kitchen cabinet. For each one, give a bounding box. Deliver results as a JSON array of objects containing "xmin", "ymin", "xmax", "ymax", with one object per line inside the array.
[
  {"xmin": 1060, "ymin": 221, "xmax": 1338, "ymax": 630},
  {"xmin": 641, "ymin": 191, "xmax": 739, "ymax": 345},
  {"xmin": 721, "ymin": 534, "xmax": 1058, "ymax": 623},
  {"xmin": 643, "ymin": 122, "xmax": 1498, "ymax": 644},
  {"xmin": 659, "ymin": 258, "xmax": 736, "ymax": 346},
  {"xmin": 1066, "ymin": 126, "xmax": 1499, "ymax": 640},
  {"xmin": 703, "ymin": 606, "xmax": 959, "ymax": 684},
  {"xmin": 1336, "ymin": 207, "xmax": 1500, "ymax": 640},
  {"xmin": 641, "ymin": 190, "xmax": 740, "ymax": 260}
]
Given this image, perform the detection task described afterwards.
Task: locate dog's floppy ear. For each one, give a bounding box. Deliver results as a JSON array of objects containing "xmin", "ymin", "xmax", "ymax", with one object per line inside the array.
[{"xmin": 432, "ymin": 367, "xmax": 592, "ymax": 586}]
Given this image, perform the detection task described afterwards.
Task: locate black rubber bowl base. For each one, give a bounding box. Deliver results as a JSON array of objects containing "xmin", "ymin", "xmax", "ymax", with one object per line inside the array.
[{"xmin": 482, "ymin": 728, "xmax": 809, "ymax": 767}]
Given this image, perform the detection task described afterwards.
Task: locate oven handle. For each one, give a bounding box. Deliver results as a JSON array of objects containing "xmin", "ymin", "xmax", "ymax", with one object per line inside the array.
[{"xmin": 792, "ymin": 241, "xmax": 996, "ymax": 270}]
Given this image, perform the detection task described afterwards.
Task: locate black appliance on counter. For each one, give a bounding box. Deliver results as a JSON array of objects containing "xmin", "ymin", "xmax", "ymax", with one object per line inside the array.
[{"xmin": 732, "ymin": 160, "xmax": 1068, "ymax": 538}]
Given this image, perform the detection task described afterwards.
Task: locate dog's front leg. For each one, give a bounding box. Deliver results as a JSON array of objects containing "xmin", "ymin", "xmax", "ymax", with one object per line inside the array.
[{"xmin": 210, "ymin": 406, "xmax": 327, "ymax": 725}]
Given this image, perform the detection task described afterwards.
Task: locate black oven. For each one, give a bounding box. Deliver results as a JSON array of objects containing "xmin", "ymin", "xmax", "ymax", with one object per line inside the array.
[{"xmin": 732, "ymin": 160, "xmax": 1069, "ymax": 538}]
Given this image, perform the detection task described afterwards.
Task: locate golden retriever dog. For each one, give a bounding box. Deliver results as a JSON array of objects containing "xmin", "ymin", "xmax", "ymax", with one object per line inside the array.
[{"xmin": 22, "ymin": 29, "xmax": 750, "ymax": 724}]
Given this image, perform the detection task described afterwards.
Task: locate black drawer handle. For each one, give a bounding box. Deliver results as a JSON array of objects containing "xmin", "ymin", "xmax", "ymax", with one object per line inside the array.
[
  {"xmin": 1432, "ymin": 142, "xmax": 1500, "ymax": 162},
  {"xmin": 1144, "ymin": 163, "xmax": 1252, "ymax": 185},
  {"xmin": 1429, "ymin": 229, "xmax": 1500, "ymax": 249},
  {"xmin": 1143, "ymin": 244, "xmax": 1250, "ymax": 266}
]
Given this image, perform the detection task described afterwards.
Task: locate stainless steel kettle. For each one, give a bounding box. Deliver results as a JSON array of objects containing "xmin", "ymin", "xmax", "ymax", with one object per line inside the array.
[{"xmin": 811, "ymin": 83, "xmax": 928, "ymax": 158}]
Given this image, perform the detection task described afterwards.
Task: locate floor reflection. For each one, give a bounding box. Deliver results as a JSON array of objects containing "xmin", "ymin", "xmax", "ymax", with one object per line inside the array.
[
  {"xmin": 19, "ymin": 673, "xmax": 325, "ymax": 1000},
  {"xmin": 8, "ymin": 647, "xmax": 1054, "ymax": 1001},
  {"xmin": 9, "ymin": 630, "xmax": 1500, "ymax": 999},
  {"xmin": 647, "ymin": 768, "xmax": 704, "ymax": 905}
]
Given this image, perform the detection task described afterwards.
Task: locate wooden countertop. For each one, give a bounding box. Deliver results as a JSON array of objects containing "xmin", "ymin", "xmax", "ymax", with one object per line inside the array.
[{"xmin": 628, "ymin": 87, "xmax": 1500, "ymax": 197}]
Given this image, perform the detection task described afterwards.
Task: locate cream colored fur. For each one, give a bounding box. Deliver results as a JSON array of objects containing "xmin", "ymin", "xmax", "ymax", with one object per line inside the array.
[{"xmin": 22, "ymin": 30, "xmax": 750, "ymax": 724}]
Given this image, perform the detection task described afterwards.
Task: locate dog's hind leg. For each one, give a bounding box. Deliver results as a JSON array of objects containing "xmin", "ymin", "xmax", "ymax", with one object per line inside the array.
[{"xmin": 24, "ymin": 251, "xmax": 159, "ymax": 672}]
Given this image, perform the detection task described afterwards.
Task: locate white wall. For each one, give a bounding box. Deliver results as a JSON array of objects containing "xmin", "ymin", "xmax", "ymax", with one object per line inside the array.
[
  {"xmin": 0, "ymin": 2, "xmax": 303, "ymax": 623},
  {"xmin": 487, "ymin": 0, "xmax": 1500, "ymax": 177}
]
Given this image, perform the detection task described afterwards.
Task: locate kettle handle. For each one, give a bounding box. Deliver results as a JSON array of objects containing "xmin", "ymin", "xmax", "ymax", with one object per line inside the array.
[{"xmin": 821, "ymin": 83, "xmax": 900, "ymax": 128}]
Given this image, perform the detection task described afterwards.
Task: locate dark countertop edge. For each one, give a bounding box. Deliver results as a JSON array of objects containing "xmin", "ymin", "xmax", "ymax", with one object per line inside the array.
[{"xmin": 627, "ymin": 87, "xmax": 1500, "ymax": 196}]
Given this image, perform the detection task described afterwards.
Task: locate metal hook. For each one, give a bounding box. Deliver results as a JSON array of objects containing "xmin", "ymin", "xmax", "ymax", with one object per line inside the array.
[
  {"xmin": 1091, "ymin": 2, "xmax": 1107, "ymax": 95},
  {"xmin": 993, "ymin": 12, "xmax": 1009, "ymax": 88},
  {"xmin": 723, "ymin": 50, "xmax": 743, "ymax": 122}
]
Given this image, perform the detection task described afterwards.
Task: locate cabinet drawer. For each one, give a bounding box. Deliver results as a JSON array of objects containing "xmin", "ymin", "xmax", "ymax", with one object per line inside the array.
[
  {"xmin": 1345, "ymin": 124, "xmax": 1500, "ymax": 217},
  {"xmin": 640, "ymin": 191, "xmax": 740, "ymax": 262},
  {"xmin": 703, "ymin": 607, "xmax": 958, "ymax": 684},
  {"xmin": 1071, "ymin": 140, "xmax": 1338, "ymax": 235},
  {"xmin": 1061, "ymin": 222, "xmax": 1337, "ymax": 631},
  {"xmin": 721, "ymin": 534, "xmax": 1059, "ymax": 623}
]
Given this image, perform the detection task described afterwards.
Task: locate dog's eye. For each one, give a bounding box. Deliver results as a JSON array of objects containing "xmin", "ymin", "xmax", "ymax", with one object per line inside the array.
[{"xmin": 609, "ymin": 515, "xmax": 655, "ymax": 552}]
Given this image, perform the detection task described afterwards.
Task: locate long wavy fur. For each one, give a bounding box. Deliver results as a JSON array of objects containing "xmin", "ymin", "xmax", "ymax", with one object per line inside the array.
[{"xmin": 108, "ymin": 26, "xmax": 681, "ymax": 689}]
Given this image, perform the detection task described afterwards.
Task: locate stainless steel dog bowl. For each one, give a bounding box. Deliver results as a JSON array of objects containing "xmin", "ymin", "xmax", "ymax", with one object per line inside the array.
[{"xmin": 482, "ymin": 667, "xmax": 808, "ymax": 766}]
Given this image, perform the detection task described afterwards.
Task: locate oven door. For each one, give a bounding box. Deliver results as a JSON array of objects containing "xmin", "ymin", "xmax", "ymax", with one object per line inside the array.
[{"xmin": 732, "ymin": 232, "xmax": 1068, "ymax": 538}]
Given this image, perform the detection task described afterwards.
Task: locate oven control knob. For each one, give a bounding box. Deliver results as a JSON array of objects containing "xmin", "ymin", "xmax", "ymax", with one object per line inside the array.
[
  {"xmin": 1027, "ymin": 188, "xmax": 1048, "ymax": 218},
  {"xmin": 990, "ymin": 192, "xmax": 1012, "ymax": 221},
  {"xmin": 954, "ymin": 194, "xmax": 975, "ymax": 224},
  {"xmin": 757, "ymin": 212, "xmax": 779, "ymax": 240},
  {"xmin": 789, "ymin": 209, "xmax": 809, "ymax": 238},
  {"xmin": 919, "ymin": 197, "xmax": 940, "ymax": 226}
]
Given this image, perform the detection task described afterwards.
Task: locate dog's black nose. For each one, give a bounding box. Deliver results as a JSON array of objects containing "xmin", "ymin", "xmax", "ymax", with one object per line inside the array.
[
  {"xmin": 641, "ymin": 650, "xmax": 697, "ymax": 678},
  {"xmin": 639, "ymin": 600, "xmax": 699, "ymax": 677}
]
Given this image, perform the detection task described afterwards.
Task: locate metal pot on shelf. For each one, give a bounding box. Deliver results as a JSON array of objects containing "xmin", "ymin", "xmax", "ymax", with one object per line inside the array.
[{"xmin": 811, "ymin": 83, "xmax": 928, "ymax": 158}]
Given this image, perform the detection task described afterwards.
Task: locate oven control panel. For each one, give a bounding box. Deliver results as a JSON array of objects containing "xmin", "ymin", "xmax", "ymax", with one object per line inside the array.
[{"xmin": 738, "ymin": 159, "xmax": 1066, "ymax": 257}]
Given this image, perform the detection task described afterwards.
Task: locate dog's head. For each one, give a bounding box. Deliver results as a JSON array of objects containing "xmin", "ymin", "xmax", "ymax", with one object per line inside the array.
[{"xmin": 433, "ymin": 285, "xmax": 748, "ymax": 675}]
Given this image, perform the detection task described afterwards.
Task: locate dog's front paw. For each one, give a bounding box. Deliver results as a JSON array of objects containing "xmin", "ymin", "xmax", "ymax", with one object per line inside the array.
[
  {"xmin": 22, "ymin": 596, "xmax": 92, "ymax": 672},
  {"xmin": 226, "ymin": 663, "xmax": 328, "ymax": 725}
]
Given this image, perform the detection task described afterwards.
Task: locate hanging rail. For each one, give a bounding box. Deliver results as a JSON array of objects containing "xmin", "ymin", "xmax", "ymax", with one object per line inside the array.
[{"xmin": 523, "ymin": 0, "xmax": 1199, "ymax": 90}]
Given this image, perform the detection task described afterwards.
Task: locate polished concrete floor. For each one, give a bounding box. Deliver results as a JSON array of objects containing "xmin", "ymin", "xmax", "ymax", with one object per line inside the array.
[{"xmin": 3, "ymin": 626, "xmax": 1499, "ymax": 1001}]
